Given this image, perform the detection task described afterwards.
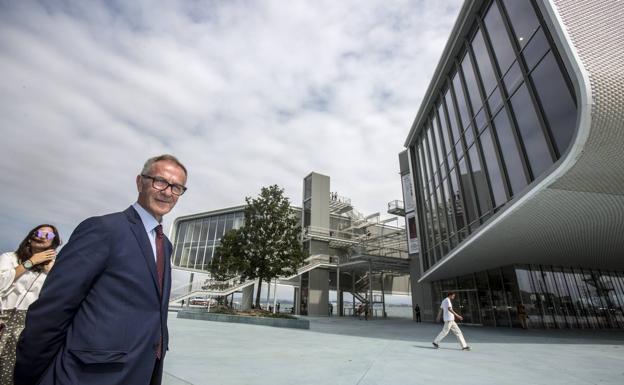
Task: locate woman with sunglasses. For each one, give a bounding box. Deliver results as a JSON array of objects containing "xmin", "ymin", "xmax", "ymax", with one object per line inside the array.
[{"xmin": 0, "ymin": 224, "xmax": 61, "ymax": 384}]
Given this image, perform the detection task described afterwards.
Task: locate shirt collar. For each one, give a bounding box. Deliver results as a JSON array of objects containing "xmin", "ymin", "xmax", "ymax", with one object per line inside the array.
[{"xmin": 132, "ymin": 202, "xmax": 160, "ymax": 233}]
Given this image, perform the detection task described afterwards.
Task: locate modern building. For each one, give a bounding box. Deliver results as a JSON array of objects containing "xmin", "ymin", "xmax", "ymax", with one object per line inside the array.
[
  {"xmin": 400, "ymin": 0, "xmax": 624, "ymax": 328},
  {"xmin": 169, "ymin": 172, "xmax": 411, "ymax": 317}
]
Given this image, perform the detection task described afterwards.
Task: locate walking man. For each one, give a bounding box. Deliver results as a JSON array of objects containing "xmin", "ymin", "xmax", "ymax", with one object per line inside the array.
[
  {"xmin": 432, "ymin": 292, "xmax": 470, "ymax": 351},
  {"xmin": 15, "ymin": 154, "xmax": 188, "ymax": 385}
]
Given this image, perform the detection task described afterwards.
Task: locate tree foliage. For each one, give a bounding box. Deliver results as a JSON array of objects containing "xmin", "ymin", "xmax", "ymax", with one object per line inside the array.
[
  {"xmin": 212, "ymin": 184, "xmax": 306, "ymax": 307},
  {"xmin": 209, "ymin": 228, "xmax": 245, "ymax": 283}
]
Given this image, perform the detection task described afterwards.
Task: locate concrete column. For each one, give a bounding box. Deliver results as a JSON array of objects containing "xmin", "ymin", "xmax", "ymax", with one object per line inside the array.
[
  {"xmin": 272, "ymin": 279, "xmax": 278, "ymax": 313},
  {"xmin": 381, "ymin": 272, "xmax": 386, "ymax": 318},
  {"xmin": 352, "ymin": 271, "xmax": 356, "ymax": 316},
  {"xmin": 241, "ymin": 284, "xmax": 254, "ymax": 311},
  {"xmin": 336, "ymin": 267, "xmax": 342, "ymax": 316},
  {"xmin": 410, "ymin": 254, "xmax": 434, "ymax": 321},
  {"xmin": 186, "ymin": 272, "xmax": 194, "ymax": 308},
  {"xmin": 368, "ymin": 261, "xmax": 373, "ymax": 318},
  {"xmin": 266, "ymin": 279, "xmax": 271, "ymax": 309},
  {"xmin": 293, "ymin": 287, "xmax": 300, "ymax": 315},
  {"xmin": 308, "ymin": 269, "xmax": 329, "ymax": 316}
]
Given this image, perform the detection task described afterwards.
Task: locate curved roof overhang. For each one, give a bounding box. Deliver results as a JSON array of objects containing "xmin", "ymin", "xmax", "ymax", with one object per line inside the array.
[{"xmin": 418, "ymin": 0, "xmax": 624, "ymax": 282}]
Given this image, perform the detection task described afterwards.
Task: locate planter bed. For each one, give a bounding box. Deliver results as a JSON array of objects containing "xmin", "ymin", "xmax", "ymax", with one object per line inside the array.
[{"xmin": 177, "ymin": 309, "xmax": 310, "ymax": 330}]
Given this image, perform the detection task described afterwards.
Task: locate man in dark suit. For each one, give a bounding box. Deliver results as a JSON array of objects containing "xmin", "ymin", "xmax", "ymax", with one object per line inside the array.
[{"xmin": 14, "ymin": 154, "xmax": 188, "ymax": 385}]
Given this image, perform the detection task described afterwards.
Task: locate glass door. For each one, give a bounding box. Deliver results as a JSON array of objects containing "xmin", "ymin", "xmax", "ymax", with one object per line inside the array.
[
  {"xmin": 444, "ymin": 290, "xmax": 482, "ymax": 325},
  {"xmin": 459, "ymin": 290, "xmax": 481, "ymax": 325}
]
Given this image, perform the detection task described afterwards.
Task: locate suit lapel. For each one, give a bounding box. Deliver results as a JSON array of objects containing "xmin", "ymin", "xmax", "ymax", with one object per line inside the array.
[
  {"xmin": 124, "ymin": 206, "xmax": 160, "ymax": 296},
  {"xmin": 161, "ymin": 239, "xmax": 173, "ymax": 309}
]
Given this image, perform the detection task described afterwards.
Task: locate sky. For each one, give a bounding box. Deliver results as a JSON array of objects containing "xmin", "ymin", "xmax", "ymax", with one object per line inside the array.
[{"xmin": 0, "ymin": 0, "xmax": 462, "ymax": 254}]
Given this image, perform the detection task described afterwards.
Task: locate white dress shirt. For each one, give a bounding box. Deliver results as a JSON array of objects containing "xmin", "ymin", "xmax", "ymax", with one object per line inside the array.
[
  {"xmin": 0, "ymin": 252, "xmax": 47, "ymax": 311},
  {"xmin": 132, "ymin": 202, "xmax": 161, "ymax": 262}
]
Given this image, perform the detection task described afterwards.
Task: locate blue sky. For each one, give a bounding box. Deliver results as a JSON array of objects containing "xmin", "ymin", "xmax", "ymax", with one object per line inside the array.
[{"xmin": 0, "ymin": 0, "xmax": 462, "ymax": 252}]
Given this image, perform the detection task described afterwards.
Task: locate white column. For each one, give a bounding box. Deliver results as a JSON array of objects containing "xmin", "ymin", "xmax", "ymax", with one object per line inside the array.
[{"xmin": 273, "ymin": 279, "xmax": 278, "ymax": 313}]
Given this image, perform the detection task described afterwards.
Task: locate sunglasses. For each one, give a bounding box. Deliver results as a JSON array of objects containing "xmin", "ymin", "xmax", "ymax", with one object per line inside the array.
[{"xmin": 33, "ymin": 230, "xmax": 56, "ymax": 240}]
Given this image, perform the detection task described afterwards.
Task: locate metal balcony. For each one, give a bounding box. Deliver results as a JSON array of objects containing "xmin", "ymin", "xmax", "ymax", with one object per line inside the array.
[{"xmin": 387, "ymin": 200, "xmax": 405, "ymax": 216}]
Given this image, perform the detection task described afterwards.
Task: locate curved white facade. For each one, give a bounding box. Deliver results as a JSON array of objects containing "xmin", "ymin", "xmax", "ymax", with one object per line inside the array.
[{"xmin": 403, "ymin": 0, "xmax": 624, "ymax": 282}]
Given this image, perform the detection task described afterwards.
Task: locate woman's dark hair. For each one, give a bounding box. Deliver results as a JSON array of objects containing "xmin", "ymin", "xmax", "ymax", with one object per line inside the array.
[{"xmin": 15, "ymin": 224, "xmax": 61, "ymax": 272}]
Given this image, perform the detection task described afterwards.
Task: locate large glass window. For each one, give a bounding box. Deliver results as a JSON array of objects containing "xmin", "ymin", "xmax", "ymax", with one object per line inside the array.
[
  {"xmin": 488, "ymin": 269, "xmax": 510, "ymax": 327},
  {"xmin": 541, "ymin": 267, "xmax": 566, "ymax": 328},
  {"xmin": 471, "ymin": 30, "xmax": 497, "ymax": 96},
  {"xmin": 552, "ymin": 267, "xmax": 578, "ymax": 328},
  {"xmin": 444, "ymin": 89, "xmax": 461, "ymax": 144},
  {"xmin": 427, "ymin": 126, "xmax": 440, "ymax": 185},
  {"xmin": 509, "ymin": 84, "xmax": 553, "ymax": 178},
  {"xmin": 500, "ymin": 0, "xmax": 540, "ymax": 50},
  {"xmin": 522, "ymin": 28, "xmax": 549, "ymax": 71},
  {"xmin": 207, "ymin": 218, "xmax": 218, "ymax": 243},
  {"xmin": 468, "ymin": 144, "xmax": 492, "ymax": 216},
  {"xmin": 437, "ymin": 102, "xmax": 453, "ymax": 157},
  {"xmin": 479, "ymin": 127, "xmax": 507, "ymax": 207},
  {"xmin": 503, "ymin": 61, "xmax": 523, "ymax": 95},
  {"xmin": 516, "ymin": 266, "xmax": 543, "ymax": 328},
  {"xmin": 442, "ymin": 179, "xmax": 457, "ymax": 245},
  {"xmin": 448, "ymin": 168, "xmax": 467, "ymax": 239},
  {"xmin": 484, "ymin": 1, "xmax": 515, "ymax": 74},
  {"xmin": 216, "ymin": 216, "xmax": 226, "ymax": 241},
  {"xmin": 458, "ymin": 158, "xmax": 479, "ymax": 228},
  {"xmin": 502, "ymin": 267, "xmax": 521, "ymax": 327},
  {"xmin": 432, "ymin": 116, "xmax": 446, "ymax": 167},
  {"xmin": 530, "ymin": 52, "xmax": 577, "ymax": 157},
  {"xmin": 452, "ymin": 71, "xmax": 471, "ymax": 129},
  {"xmin": 303, "ymin": 200, "xmax": 311, "ymax": 227},
  {"xmin": 199, "ymin": 218, "xmax": 210, "ymax": 243},
  {"xmin": 461, "ymin": 52, "xmax": 483, "ymax": 113},
  {"xmin": 173, "ymin": 221, "xmax": 188, "ymax": 266},
  {"xmin": 438, "ymin": 266, "xmax": 624, "ymax": 329},
  {"xmin": 233, "ymin": 212, "xmax": 244, "ymax": 229},
  {"xmin": 475, "ymin": 271, "xmax": 495, "ymax": 326},
  {"xmin": 224, "ymin": 213, "xmax": 235, "ymax": 233},
  {"xmin": 562, "ymin": 267, "xmax": 589, "ymax": 328},
  {"xmin": 492, "ymin": 109, "xmax": 527, "ymax": 195},
  {"xmin": 408, "ymin": 0, "xmax": 577, "ymax": 265},
  {"xmin": 304, "ymin": 177, "xmax": 312, "ymax": 200}
]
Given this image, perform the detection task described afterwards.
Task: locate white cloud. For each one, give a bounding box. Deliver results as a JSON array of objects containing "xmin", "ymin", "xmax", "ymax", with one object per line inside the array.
[{"xmin": 0, "ymin": 0, "xmax": 462, "ymax": 251}]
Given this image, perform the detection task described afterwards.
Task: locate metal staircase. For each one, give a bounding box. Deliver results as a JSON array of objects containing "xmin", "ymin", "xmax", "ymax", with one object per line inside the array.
[
  {"xmin": 169, "ymin": 256, "xmax": 337, "ymax": 305},
  {"xmin": 342, "ymin": 271, "xmax": 388, "ymax": 318}
]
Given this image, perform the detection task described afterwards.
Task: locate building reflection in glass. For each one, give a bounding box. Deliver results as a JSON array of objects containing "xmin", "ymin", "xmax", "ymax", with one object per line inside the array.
[{"xmin": 431, "ymin": 265, "xmax": 624, "ymax": 329}]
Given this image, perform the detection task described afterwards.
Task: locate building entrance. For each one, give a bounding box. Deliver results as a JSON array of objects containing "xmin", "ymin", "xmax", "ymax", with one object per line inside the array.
[{"xmin": 442, "ymin": 290, "xmax": 481, "ymax": 325}]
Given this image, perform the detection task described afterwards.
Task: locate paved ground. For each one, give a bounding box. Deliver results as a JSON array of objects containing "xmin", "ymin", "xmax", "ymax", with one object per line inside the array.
[{"xmin": 163, "ymin": 313, "xmax": 624, "ymax": 385}]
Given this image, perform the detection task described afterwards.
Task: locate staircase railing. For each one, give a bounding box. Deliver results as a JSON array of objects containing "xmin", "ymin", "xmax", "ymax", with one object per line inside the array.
[{"xmin": 169, "ymin": 255, "xmax": 338, "ymax": 305}]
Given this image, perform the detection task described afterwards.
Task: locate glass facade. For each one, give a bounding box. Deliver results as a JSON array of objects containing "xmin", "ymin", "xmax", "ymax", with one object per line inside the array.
[
  {"xmin": 432, "ymin": 266, "xmax": 624, "ymax": 329},
  {"xmin": 410, "ymin": 0, "xmax": 577, "ymax": 270},
  {"xmin": 172, "ymin": 210, "xmax": 245, "ymax": 271},
  {"xmin": 172, "ymin": 208, "xmax": 303, "ymax": 272}
]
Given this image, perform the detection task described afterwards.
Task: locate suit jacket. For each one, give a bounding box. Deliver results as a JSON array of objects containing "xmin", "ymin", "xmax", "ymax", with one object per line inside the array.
[{"xmin": 15, "ymin": 206, "xmax": 172, "ymax": 385}]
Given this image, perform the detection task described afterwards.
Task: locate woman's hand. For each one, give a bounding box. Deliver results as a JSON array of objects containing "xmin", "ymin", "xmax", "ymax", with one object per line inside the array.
[
  {"xmin": 43, "ymin": 259, "xmax": 55, "ymax": 273},
  {"xmin": 29, "ymin": 250, "xmax": 56, "ymax": 266}
]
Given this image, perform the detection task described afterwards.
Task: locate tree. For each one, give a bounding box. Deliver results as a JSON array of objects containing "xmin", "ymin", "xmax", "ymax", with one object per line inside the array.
[
  {"xmin": 209, "ymin": 228, "xmax": 245, "ymax": 283},
  {"xmin": 213, "ymin": 184, "xmax": 306, "ymax": 308}
]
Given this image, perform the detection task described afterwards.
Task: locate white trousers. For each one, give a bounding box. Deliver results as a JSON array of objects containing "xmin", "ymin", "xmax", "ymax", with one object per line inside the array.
[{"xmin": 434, "ymin": 321, "xmax": 467, "ymax": 348}]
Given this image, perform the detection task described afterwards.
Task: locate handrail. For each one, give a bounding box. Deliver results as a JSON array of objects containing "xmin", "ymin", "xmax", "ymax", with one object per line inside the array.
[
  {"xmin": 169, "ymin": 256, "xmax": 338, "ymax": 304},
  {"xmin": 387, "ymin": 200, "xmax": 404, "ymax": 211}
]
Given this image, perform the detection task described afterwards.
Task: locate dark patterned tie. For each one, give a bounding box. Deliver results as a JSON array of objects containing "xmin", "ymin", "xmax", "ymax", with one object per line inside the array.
[
  {"xmin": 154, "ymin": 224, "xmax": 165, "ymax": 359},
  {"xmin": 155, "ymin": 224, "xmax": 165, "ymax": 295}
]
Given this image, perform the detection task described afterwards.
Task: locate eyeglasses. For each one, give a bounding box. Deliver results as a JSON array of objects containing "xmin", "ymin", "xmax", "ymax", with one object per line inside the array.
[
  {"xmin": 141, "ymin": 174, "xmax": 187, "ymax": 196},
  {"xmin": 33, "ymin": 230, "xmax": 56, "ymax": 240}
]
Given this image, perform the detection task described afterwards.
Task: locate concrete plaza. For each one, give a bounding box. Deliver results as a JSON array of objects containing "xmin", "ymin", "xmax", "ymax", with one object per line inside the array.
[{"xmin": 163, "ymin": 312, "xmax": 624, "ymax": 385}]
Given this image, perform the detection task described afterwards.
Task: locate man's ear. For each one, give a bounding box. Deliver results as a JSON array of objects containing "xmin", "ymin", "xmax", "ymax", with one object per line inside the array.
[{"xmin": 136, "ymin": 175, "xmax": 143, "ymax": 192}]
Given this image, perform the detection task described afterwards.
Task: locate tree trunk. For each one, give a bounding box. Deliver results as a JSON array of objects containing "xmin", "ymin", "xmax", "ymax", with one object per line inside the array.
[{"xmin": 255, "ymin": 277, "xmax": 263, "ymax": 308}]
